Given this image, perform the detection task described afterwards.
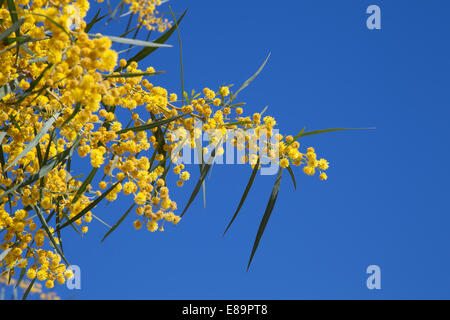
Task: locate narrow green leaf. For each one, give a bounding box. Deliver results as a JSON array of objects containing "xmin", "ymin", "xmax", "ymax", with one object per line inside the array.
[
  {"xmin": 6, "ymin": 0, "xmax": 19, "ymax": 30},
  {"xmin": 121, "ymin": 11, "xmax": 135, "ymax": 42},
  {"xmin": 0, "ymin": 130, "xmax": 7, "ymax": 144},
  {"xmin": 119, "ymin": 24, "xmax": 139, "ymax": 38},
  {"xmin": 101, "ymin": 203, "xmax": 135, "ymax": 242},
  {"xmin": 247, "ymin": 167, "xmax": 283, "ymax": 271},
  {"xmin": 297, "ymin": 127, "xmax": 375, "ymax": 138},
  {"xmin": 15, "ymin": 266, "xmax": 27, "ymax": 289},
  {"xmin": 223, "ymin": 120, "xmax": 252, "ymax": 127},
  {"xmin": 0, "ymin": 247, "xmax": 12, "ymax": 261},
  {"xmin": 125, "ymin": 18, "xmax": 144, "ymax": 55},
  {"xmin": 34, "ymin": 128, "xmax": 43, "ymax": 168},
  {"xmin": 42, "ymin": 128, "xmax": 56, "ymax": 165},
  {"xmin": 223, "ymin": 157, "xmax": 260, "ymax": 236},
  {"xmin": 194, "ymin": 135, "xmax": 206, "ymax": 209},
  {"xmin": 55, "ymin": 200, "xmax": 63, "ymax": 254},
  {"xmin": 88, "ymin": 33, "xmax": 172, "ymax": 48},
  {"xmin": 260, "ymin": 105, "xmax": 269, "ymax": 116},
  {"xmin": 233, "ymin": 53, "xmax": 271, "ymax": 100},
  {"xmin": 286, "ymin": 165, "xmax": 296, "ymax": 190},
  {"xmin": 103, "ymin": 71, "xmax": 166, "ymax": 78},
  {"xmin": 0, "ymin": 135, "xmax": 6, "ymax": 167},
  {"xmin": 169, "ymin": 5, "xmax": 185, "ymax": 106},
  {"xmin": 21, "ymin": 278, "xmax": 36, "ymax": 300},
  {"xmin": 286, "ymin": 127, "xmax": 374, "ymax": 148}
]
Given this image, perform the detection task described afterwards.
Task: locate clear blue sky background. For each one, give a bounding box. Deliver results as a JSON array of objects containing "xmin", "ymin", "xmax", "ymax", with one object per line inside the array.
[{"xmin": 48, "ymin": 0, "xmax": 450, "ymax": 299}]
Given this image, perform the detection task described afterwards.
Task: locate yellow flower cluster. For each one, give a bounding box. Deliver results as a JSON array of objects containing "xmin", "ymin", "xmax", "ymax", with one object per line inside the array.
[{"xmin": 0, "ymin": 0, "xmax": 329, "ymax": 291}]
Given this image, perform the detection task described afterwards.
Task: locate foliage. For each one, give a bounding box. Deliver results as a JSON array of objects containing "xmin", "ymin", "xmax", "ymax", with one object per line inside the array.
[{"xmin": 0, "ymin": 0, "xmax": 359, "ymax": 297}]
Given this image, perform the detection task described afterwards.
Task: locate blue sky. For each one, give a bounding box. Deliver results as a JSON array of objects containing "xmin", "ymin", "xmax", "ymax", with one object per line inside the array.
[{"xmin": 45, "ymin": 0, "xmax": 450, "ymax": 299}]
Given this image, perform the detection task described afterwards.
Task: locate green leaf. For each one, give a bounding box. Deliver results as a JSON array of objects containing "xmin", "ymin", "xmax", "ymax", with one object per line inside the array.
[
  {"xmin": 0, "ymin": 247, "xmax": 12, "ymax": 261},
  {"xmin": 247, "ymin": 167, "xmax": 283, "ymax": 271},
  {"xmin": 233, "ymin": 52, "xmax": 271, "ymax": 100},
  {"xmin": 101, "ymin": 203, "xmax": 135, "ymax": 242},
  {"xmin": 55, "ymin": 180, "xmax": 122, "ymax": 232},
  {"xmin": 103, "ymin": 71, "xmax": 166, "ymax": 78},
  {"xmin": 260, "ymin": 105, "xmax": 269, "ymax": 116},
  {"xmin": 116, "ymin": 113, "xmax": 187, "ymax": 134},
  {"xmin": 5, "ymin": 111, "xmax": 61, "ymax": 171},
  {"xmin": 21, "ymin": 278, "xmax": 36, "ymax": 300},
  {"xmin": 286, "ymin": 165, "xmax": 297, "ymax": 190},
  {"xmin": 120, "ymin": 9, "xmax": 187, "ymax": 71},
  {"xmin": 119, "ymin": 24, "xmax": 139, "ymax": 38},
  {"xmin": 34, "ymin": 127, "xmax": 43, "ymax": 168},
  {"xmin": 55, "ymin": 200, "xmax": 63, "ymax": 254},
  {"xmin": 6, "ymin": 0, "xmax": 19, "ymax": 31},
  {"xmin": 223, "ymin": 157, "xmax": 260, "ymax": 236},
  {"xmin": 297, "ymin": 127, "xmax": 374, "ymax": 138},
  {"xmin": 88, "ymin": 33, "xmax": 172, "ymax": 48},
  {"xmin": 169, "ymin": 5, "xmax": 185, "ymax": 106},
  {"xmin": 33, "ymin": 205, "xmax": 69, "ymax": 266},
  {"xmin": 15, "ymin": 266, "xmax": 26, "ymax": 289},
  {"xmin": 43, "ymin": 128, "xmax": 56, "ymax": 164},
  {"xmin": 0, "ymin": 133, "xmax": 6, "ymax": 167},
  {"xmin": 286, "ymin": 127, "xmax": 374, "ymax": 148},
  {"xmin": 194, "ymin": 134, "xmax": 206, "ymax": 208},
  {"xmin": 223, "ymin": 120, "xmax": 252, "ymax": 127}
]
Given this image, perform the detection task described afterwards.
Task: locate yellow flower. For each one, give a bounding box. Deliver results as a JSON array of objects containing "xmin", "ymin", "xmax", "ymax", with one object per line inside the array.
[
  {"xmin": 280, "ymin": 158, "xmax": 289, "ymax": 168},
  {"xmin": 219, "ymin": 86, "xmax": 230, "ymax": 97},
  {"xmin": 27, "ymin": 268, "xmax": 37, "ymax": 280},
  {"xmin": 169, "ymin": 93, "xmax": 177, "ymax": 102},
  {"xmin": 134, "ymin": 192, "xmax": 147, "ymax": 205},
  {"xmin": 147, "ymin": 220, "xmax": 158, "ymax": 232},
  {"xmin": 318, "ymin": 159, "xmax": 329, "ymax": 170},
  {"xmin": 180, "ymin": 171, "xmax": 190, "ymax": 181},
  {"xmin": 133, "ymin": 220, "xmax": 142, "ymax": 229},
  {"xmin": 45, "ymin": 280, "xmax": 54, "ymax": 289}
]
